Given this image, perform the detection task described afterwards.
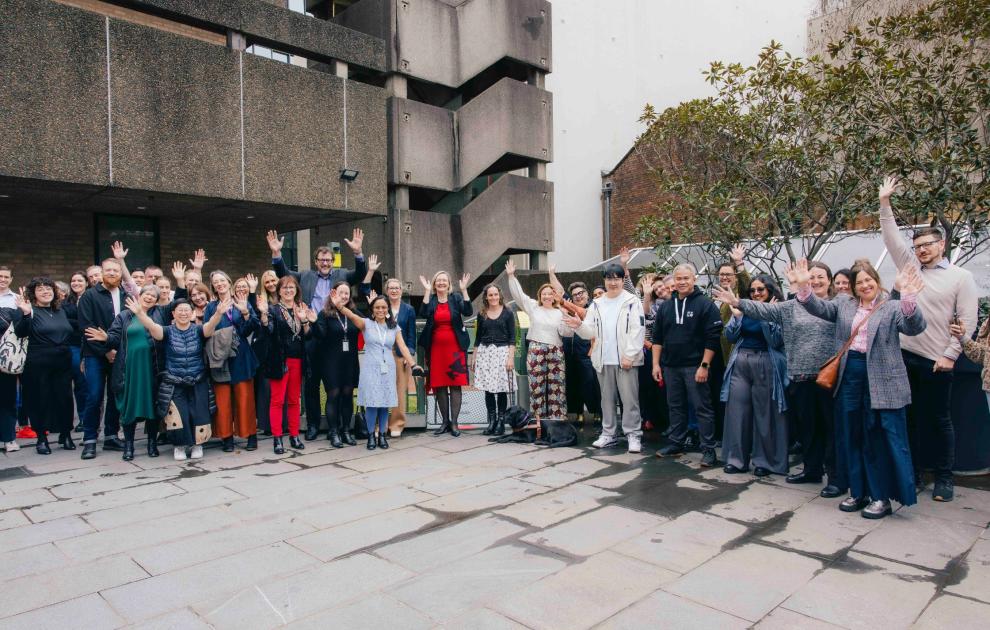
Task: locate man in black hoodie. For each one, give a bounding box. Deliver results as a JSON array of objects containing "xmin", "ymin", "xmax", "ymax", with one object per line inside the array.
[{"xmin": 651, "ymin": 263, "xmax": 723, "ymax": 466}]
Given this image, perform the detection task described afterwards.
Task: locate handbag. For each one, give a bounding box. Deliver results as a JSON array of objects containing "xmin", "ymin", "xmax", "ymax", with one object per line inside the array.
[
  {"xmin": 0, "ymin": 312, "xmax": 28, "ymax": 375},
  {"xmin": 816, "ymin": 300, "xmax": 885, "ymax": 391}
]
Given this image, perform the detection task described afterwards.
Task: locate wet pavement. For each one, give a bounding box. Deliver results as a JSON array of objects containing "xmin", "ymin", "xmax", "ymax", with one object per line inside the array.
[{"xmin": 1, "ymin": 424, "xmax": 988, "ymax": 629}]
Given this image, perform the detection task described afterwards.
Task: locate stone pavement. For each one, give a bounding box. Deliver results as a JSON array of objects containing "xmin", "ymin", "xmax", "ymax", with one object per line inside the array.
[{"xmin": 1, "ymin": 429, "xmax": 989, "ymax": 629}]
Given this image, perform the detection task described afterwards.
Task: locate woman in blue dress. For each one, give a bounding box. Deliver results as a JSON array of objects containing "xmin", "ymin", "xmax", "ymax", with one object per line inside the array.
[{"xmin": 331, "ymin": 294, "xmax": 421, "ymax": 451}]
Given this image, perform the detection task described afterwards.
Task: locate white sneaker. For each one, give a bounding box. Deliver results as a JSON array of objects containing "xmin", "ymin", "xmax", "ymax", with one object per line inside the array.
[
  {"xmin": 592, "ymin": 434, "xmax": 619, "ymax": 449},
  {"xmin": 190, "ymin": 445, "xmax": 203, "ymax": 459},
  {"xmin": 390, "ymin": 430, "xmax": 401, "ymax": 438},
  {"xmin": 628, "ymin": 435, "xmax": 642, "ymax": 454},
  {"xmin": 4, "ymin": 441, "xmax": 19, "ymax": 452},
  {"xmin": 173, "ymin": 447, "xmax": 187, "ymax": 461}
]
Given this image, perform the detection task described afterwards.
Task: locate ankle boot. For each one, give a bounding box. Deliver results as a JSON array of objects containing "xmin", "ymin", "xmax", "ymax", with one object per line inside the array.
[
  {"xmin": 482, "ymin": 411, "xmax": 497, "ymax": 436},
  {"xmin": 494, "ymin": 412, "xmax": 506, "ymax": 435},
  {"xmin": 367, "ymin": 435, "xmax": 377, "ymax": 450},
  {"xmin": 433, "ymin": 421, "xmax": 451, "ymax": 436},
  {"xmin": 122, "ymin": 439, "xmax": 135, "ymax": 461},
  {"xmin": 221, "ymin": 436, "xmax": 234, "ymax": 452},
  {"xmin": 245, "ymin": 434, "xmax": 257, "ymax": 451},
  {"xmin": 449, "ymin": 419, "xmax": 460, "ymax": 437},
  {"xmin": 60, "ymin": 432, "xmax": 76, "ymax": 450},
  {"xmin": 305, "ymin": 421, "xmax": 319, "ymax": 441},
  {"xmin": 36, "ymin": 438, "xmax": 51, "ymax": 455},
  {"xmin": 377, "ymin": 433, "xmax": 389, "ymax": 450},
  {"xmin": 343, "ymin": 430, "xmax": 357, "ymax": 446},
  {"xmin": 147, "ymin": 433, "xmax": 160, "ymax": 457},
  {"xmin": 329, "ymin": 430, "xmax": 343, "ymax": 448},
  {"xmin": 289, "ymin": 435, "xmax": 305, "ymax": 450},
  {"xmin": 273, "ymin": 436, "xmax": 285, "ymax": 454}
]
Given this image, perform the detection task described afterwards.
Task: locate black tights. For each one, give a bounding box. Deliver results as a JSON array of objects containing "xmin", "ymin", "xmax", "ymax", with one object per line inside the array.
[
  {"xmin": 484, "ymin": 392, "xmax": 508, "ymax": 415},
  {"xmin": 435, "ymin": 386, "xmax": 462, "ymax": 426},
  {"xmin": 325, "ymin": 387, "xmax": 354, "ymax": 433}
]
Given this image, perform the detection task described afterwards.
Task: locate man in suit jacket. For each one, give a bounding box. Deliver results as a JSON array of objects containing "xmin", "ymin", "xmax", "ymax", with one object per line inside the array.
[{"xmin": 268, "ymin": 229, "xmax": 367, "ymax": 441}]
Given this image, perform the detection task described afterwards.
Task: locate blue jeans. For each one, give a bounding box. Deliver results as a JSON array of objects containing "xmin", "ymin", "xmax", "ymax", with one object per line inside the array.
[
  {"xmin": 835, "ymin": 352, "xmax": 916, "ymax": 506},
  {"xmin": 365, "ymin": 407, "xmax": 388, "ymax": 435},
  {"xmin": 82, "ymin": 356, "xmax": 120, "ymax": 443},
  {"xmin": 0, "ymin": 373, "xmax": 17, "ymax": 442},
  {"xmin": 70, "ymin": 345, "xmax": 87, "ymax": 421}
]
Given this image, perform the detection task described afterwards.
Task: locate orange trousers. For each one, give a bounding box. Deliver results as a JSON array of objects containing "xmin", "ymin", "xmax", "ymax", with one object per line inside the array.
[{"xmin": 212, "ymin": 380, "xmax": 257, "ymax": 439}]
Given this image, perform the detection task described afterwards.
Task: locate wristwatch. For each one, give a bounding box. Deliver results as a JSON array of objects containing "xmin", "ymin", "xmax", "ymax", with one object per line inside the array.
[{"xmin": 700, "ymin": 361, "xmax": 710, "ymax": 369}]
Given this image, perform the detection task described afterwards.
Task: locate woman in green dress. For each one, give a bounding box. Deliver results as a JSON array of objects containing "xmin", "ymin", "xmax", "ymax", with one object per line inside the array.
[{"xmin": 86, "ymin": 285, "xmax": 164, "ymax": 460}]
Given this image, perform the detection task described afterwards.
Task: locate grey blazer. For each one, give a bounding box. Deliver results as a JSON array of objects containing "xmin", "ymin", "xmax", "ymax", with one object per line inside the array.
[{"xmin": 798, "ymin": 292, "xmax": 926, "ymax": 409}]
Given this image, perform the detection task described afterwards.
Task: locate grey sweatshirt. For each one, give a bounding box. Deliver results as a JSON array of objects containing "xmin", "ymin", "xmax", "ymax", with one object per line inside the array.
[{"xmin": 737, "ymin": 298, "xmax": 836, "ymax": 378}]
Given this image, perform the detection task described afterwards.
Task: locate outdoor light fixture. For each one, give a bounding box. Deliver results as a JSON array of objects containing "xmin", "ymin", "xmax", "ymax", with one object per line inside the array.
[{"xmin": 340, "ymin": 168, "xmax": 360, "ymax": 181}]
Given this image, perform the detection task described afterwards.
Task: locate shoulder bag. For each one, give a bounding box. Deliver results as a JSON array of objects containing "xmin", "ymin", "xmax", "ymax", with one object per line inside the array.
[
  {"xmin": 816, "ymin": 300, "xmax": 885, "ymax": 392},
  {"xmin": 0, "ymin": 312, "xmax": 28, "ymax": 375}
]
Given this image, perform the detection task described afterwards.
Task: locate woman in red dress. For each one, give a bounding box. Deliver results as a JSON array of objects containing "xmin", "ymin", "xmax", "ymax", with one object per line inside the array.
[{"xmin": 418, "ymin": 271, "xmax": 472, "ymax": 436}]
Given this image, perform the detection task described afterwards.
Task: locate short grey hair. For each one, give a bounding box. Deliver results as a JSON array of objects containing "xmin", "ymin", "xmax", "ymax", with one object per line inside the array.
[
  {"xmin": 139, "ymin": 284, "xmax": 161, "ymax": 300},
  {"xmin": 671, "ymin": 263, "xmax": 697, "ymax": 277}
]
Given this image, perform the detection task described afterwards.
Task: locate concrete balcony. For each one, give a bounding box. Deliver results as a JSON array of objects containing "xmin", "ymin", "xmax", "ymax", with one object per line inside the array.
[{"xmin": 388, "ymin": 78, "xmax": 552, "ymax": 191}]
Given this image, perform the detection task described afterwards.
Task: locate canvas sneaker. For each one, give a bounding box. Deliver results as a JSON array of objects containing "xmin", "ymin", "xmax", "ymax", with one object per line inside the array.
[
  {"xmin": 173, "ymin": 447, "xmax": 187, "ymax": 461},
  {"xmin": 3, "ymin": 441, "xmax": 19, "ymax": 452},
  {"xmin": 190, "ymin": 445, "xmax": 204, "ymax": 459}
]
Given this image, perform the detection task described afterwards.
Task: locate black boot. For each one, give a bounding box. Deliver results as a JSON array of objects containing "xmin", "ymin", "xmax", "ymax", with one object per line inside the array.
[
  {"xmin": 482, "ymin": 411, "xmax": 497, "ymax": 436},
  {"xmin": 494, "ymin": 412, "xmax": 505, "ymax": 436},
  {"xmin": 245, "ymin": 434, "xmax": 257, "ymax": 451},
  {"xmin": 60, "ymin": 432, "xmax": 76, "ymax": 450},
  {"xmin": 367, "ymin": 435, "xmax": 377, "ymax": 450},
  {"xmin": 122, "ymin": 439, "xmax": 135, "ymax": 461},
  {"xmin": 329, "ymin": 430, "xmax": 343, "ymax": 448},
  {"xmin": 377, "ymin": 433, "xmax": 389, "ymax": 450},
  {"xmin": 433, "ymin": 421, "xmax": 451, "ymax": 436},
  {"xmin": 36, "ymin": 438, "xmax": 51, "ymax": 455},
  {"xmin": 147, "ymin": 433, "xmax": 160, "ymax": 457},
  {"xmin": 305, "ymin": 420, "xmax": 319, "ymax": 441},
  {"xmin": 289, "ymin": 435, "xmax": 305, "ymax": 450},
  {"xmin": 342, "ymin": 426, "xmax": 357, "ymax": 446},
  {"xmin": 81, "ymin": 442, "xmax": 96, "ymax": 459},
  {"xmin": 273, "ymin": 436, "xmax": 285, "ymax": 454},
  {"xmin": 222, "ymin": 436, "xmax": 234, "ymax": 452}
]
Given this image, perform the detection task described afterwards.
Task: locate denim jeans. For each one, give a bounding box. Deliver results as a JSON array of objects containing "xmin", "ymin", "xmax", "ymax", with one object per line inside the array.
[
  {"xmin": 70, "ymin": 345, "xmax": 87, "ymax": 421},
  {"xmin": 82, "ymin": 356, "xmax": 120, "ymax": 443}
]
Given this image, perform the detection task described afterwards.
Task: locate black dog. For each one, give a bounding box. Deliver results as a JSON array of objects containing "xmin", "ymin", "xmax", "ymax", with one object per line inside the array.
[{"xmin": 488, "ymin": 405, "xmax": 578, "ymax": 448}]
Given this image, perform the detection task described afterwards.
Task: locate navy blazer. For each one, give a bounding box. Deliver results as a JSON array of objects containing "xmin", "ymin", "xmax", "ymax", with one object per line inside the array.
[{"xmin": 418, "ymin": 293, "xmax": 472, "ymax": 365}]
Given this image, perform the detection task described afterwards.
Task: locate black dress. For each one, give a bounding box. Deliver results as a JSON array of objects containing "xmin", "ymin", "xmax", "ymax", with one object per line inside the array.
[
  {"xmin": 312, "ymin": 310, "xmax": 360, "ymax": 389},
  {"xmin": 21, "ymin": 307, "xmax": 74, "ymax": 437}
]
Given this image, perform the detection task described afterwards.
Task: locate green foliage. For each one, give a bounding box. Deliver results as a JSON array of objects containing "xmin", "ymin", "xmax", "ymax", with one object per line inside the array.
[{"xmin": 635, "ymin": 0, "xmax": 990, "ymax": 269}]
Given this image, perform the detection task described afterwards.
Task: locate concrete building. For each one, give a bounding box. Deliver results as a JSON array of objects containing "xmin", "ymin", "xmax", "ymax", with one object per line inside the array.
[{"xmin": 0, "ymin": 0, "xmax": 553, "ymax": 296}]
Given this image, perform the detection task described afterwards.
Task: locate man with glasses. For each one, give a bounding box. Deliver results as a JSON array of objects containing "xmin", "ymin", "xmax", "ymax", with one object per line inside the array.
[
  {"xmin": 879, "ymin": 176, "xmax": 978, "ymax": 503},
  {"xmin": 712, "ymin": 244, "xmax": 750, "ymax": 444},
  {"xmin": 268, "ymin": 229, "xmax": 367, "ymax": 442}
]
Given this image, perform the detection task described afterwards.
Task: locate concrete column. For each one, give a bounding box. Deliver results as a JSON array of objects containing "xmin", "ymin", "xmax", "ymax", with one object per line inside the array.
[
  {"xmin": 529, "ymin": 251, "xmax": 547, "ymax": 270},
  {"xmin": 330, "ymin": 60, "xmax": 348, "ymax": 79},
  {"xmin": 226, "ymin": 30, "xmax": 247, "ymax": 51},
  {"xmin": 297, "ymin": 229, "xmax": 312, "ymax": 272},
  {"xmin": 386, "ymin": 74, "xmax": 408, "ymax": 99},
  {"xmin": 390, "ymin": 186, "xmax": 410, "ymax": 285},
  {"xmin": 527, "ymin": 68, "xmax": 545, "ymax": 89}
]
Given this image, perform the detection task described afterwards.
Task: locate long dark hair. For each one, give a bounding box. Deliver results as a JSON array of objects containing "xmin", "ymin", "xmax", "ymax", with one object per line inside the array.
[
  {"xmin": 480, "ymin": 284, "xmax": 505, "ymax": 316},
  {"xmin": 66, "ymin": 271, "xmax": 87, "ymax": 305},
  {"xmin": 749, "ymin": 274, "xmax": 785, "ymax": 302},
  {"xmin": 26, "ymin": 277, "xmax": 61, "ymax": 310},
  {"xmin": 368, "ymin": 295, "xmax": 397, "ymax": 329}
]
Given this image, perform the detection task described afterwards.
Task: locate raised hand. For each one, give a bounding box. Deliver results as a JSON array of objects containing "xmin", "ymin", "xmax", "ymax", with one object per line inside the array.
[
  {"xmin": 458, "ymin": 273, "xmax": 471, "ymax": 294},
  {"xmin": 245, "ymin": 273, "xmax": 258, "ymax": 293},
  {"xmin": 266, "ymin": 230, "xmax": 284, "ymax": 256},
  {"xmin": 344, "ymin": 228, "xmax": 364, "ymax": 255},
  {"xmin": 84, "ymin": 327, "xmax": 108, "ymax": 342},
  {"xmin": 111, "ymin": 241, "xmax": 128, "ymax": 260},
  {"xmin": 711, "ymin": 285, "xmax": 739, "ymax": 307},
  {"xmin": 367, "ymin": 254, "xmax": 381, "ymax": 272},
  {"xmin": 125, "ymin": 295, "xmax": 143, "ymax": 315},
  {"xmin": 730, "ymin": 243, "xmax": 745, "ymax": 265},
  {"xmin": 368, "ymin": 289, "xmax": 378, "ymax": 302},
  {"xmin": 171, "ymin": 261, "xmax": 186, "ymax": 281},
  {"xmin": 504, "ymin": 259, "xmax": 516, "ymax": 276},
  {"xmin": 419, "ymin": 275, "xmax": 432, "ymax": 293},
  {"xmin": 791, "ymin": 258, "xmax": 812, "ymax": 287},
  {"xmin": 189, "ymin": 249, "xmax": 207, "ymax": 271},
  {"xmin": 15, "ymin": 288, "xmax": 31, "ymax": 315},
  {"xmin": 619, "ymin": 246, "xmax": 631, "ymax": 269},
  {"xmin": 896, "ymin": 264, "xmax": 925, "ymax": 295},
  {"xmin": 879, "ymin": 175, "xmax": 900, "ymax": 205},
  {"xmin": 256, "ymin": 292, "xmax": 268, "ymax": 316},
  {"xmin": 217, "ymin": 297, "xmax": 234, "ymax": 314},
  {"xmin": 234, "ymin": 297, "xmax": 250, "ymax": 316},
  {"xmin": 562, "ymin": 312, "xmax": 582, "ymax": 329}
]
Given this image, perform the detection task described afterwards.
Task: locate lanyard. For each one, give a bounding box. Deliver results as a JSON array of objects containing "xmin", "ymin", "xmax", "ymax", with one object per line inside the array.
[{"xmin": 336, "ymin": 313, "xmax": 348, "ymax": 333}]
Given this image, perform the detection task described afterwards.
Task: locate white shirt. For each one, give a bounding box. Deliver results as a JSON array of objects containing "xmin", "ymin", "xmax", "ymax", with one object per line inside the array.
[
  {"xmin": 0, "ymin": 289, "xmax": 15, "ymax": 309},
  {"xmin": 109, "ymin": 287, "xmax": 121, "ymax": 315},
  {"xmin": 598, "ymin": 294, "xmax": 623, "ymax": 366}
]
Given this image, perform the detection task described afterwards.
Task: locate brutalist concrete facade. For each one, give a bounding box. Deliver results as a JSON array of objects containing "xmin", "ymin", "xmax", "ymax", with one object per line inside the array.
[{"xmin": 0, "ymin": 0, "xmax": 552, "ymax": 289}]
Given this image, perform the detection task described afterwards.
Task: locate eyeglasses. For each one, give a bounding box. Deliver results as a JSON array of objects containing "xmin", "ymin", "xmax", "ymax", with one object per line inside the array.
[
  {"xmin": 316, "ymin": 258, "xmax": 334, "ymax": 263},
  {"xmin": 913, "ymin": 240, "xmax": 942, "ymax": 251},
  {"xmin": 718, "ymin": 272, "xmax": 735, "ymax": 278},
  {"xmin": 749, "ymin": 287, "xmax": 767, "ymax": 294},
  {"xmin": 571, "ymin": 290, "xmax": 587, "ymax": 297}
]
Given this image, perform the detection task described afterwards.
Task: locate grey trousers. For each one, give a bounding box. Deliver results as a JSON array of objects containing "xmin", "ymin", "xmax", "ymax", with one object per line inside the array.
[
  {"xmin": 664, "ymin": 365, "xmax": 716, "ymax": 449},
  {"xmin": 723, "ymin": 349, "xmax": 789, "ymax": 473},
  {"xmin": 599, "ymin": 365, "xmax": 642, "ymax": 438}
]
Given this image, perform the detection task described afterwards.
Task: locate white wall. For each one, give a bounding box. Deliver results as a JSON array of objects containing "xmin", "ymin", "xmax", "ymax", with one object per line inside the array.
[{"xmin": 547, "ymin": 0, "xmax": 813, "ymax": 270}]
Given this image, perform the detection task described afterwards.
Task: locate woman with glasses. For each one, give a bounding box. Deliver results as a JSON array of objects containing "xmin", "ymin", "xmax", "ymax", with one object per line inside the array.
[
  {"xmin": 548, "ymin": 269, "xmax": 602, "ymax": 423},
  {"xmin": 712, "ymin": 274, "xmax": 789, "ymax": 477}
]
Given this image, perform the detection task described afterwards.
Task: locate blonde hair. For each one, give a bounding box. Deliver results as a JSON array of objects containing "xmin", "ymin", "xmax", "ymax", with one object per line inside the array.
[
  {"xmin": 536, "ymin": 283, "xmax": 561, "ymax": 308},
  {"xmin": 260, "ymin": 270, "xmax": 279, "ymax": 301},
  {"xmin": 431, "ymin": 271, "xmax": 452, "ymax": 294}
]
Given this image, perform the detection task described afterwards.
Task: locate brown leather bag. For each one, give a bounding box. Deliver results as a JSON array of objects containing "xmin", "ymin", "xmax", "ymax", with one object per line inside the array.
[{"xmin": 816, "ymin": 300, "xmax": 885, "ymax": 391}]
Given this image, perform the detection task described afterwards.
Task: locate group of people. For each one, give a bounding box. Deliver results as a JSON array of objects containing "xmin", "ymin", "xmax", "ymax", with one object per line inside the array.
[{"xmin": 2, "ymin": 179, "xmax": 987, "ymax": 521}]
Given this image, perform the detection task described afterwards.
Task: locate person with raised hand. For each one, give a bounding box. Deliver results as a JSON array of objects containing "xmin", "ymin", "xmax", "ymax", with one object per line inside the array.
[
  {"xmin": 268, "ymin": 229, "xmax": 367, "ymax": 439},
  {"xmin": 385, "ymin": 277, "xmax": 417, "ymax": 438},
  {"xmin": 331, "ymin": 293, "xmax": 421, "ymax": 450},
  {"xmin": 791, "ymin": 257, "xmax": 926, "ymax": 519},
  {"xmin": 131, "ymin": 295, "xmax": 226, "ymax": 461},
  {"xmin": 312, "ymin": 280, "xmax": 361, "ymax": 448},
  {"xmin": 878, "ymin": 176, "xmax": 978, "ymax": 503},
  {"xmin": 418, "ymin": 269, "xmax": 473, "ymax": 436},
  {"xmin": 715, "ymin": 261, "xmax": 843, "ymax": 497},
  {"xmin": 205, "ymin": 271, "xmax": 260, "ymax": 453}
]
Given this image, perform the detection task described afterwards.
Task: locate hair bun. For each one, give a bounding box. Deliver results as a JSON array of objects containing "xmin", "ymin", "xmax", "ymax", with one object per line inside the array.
[{"xmin": 852, "ymin": 258, "xmax": 872, "ymax": 267}]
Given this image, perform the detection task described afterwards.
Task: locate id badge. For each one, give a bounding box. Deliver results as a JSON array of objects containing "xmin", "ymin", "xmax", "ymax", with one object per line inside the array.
[
  {"xmin": 342, "ymin": 340, "xmax": 349, "ymax": 352},
  {"xmin": 380, "ymin": 360, "xmax": 389, "ymax": 374}
]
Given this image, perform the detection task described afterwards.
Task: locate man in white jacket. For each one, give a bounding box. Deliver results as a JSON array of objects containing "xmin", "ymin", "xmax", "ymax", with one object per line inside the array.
[{"xmin": 568, "ymin": 264, "xmax": 646, "ymax": 453}]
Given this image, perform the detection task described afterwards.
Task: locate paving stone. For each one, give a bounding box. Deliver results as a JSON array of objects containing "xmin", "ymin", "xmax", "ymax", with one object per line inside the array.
[
  {"xmin": 378, "ymin": 514, "xmax": 524, "ymax": 572},
  {"xmin": 491, "ymin": 551, "xmax": 676, "ymax": 630},
  {"xmin": 24, "ymin": 482, "xmax": 183, "ymax": 523},
  {"xmin": 516, "ymin": 465, "xmax": 593, "ymax": 489},
  {"xmin": 902, "ymin": 486, "xmax": 990, "ymax": 528},
  {"xmin": 493, "ymin": 447, "xmax": 584, "ymax": 471},
  {"xmin": 852, "ymin": 511, "xmax": 983, "ymax": 571},
  {"xmin": 0, "ymin": 593, "xmax": 126, "ymax": 630},
  {"xmin": 131, "ymin": 513, "xmax": 315, "ymax": 575},
  {"xmin": 946, "ymin": 538, "xmax": 990, "ymax": 603},
  {"xmin": 548, "ymin": 456, "xmax": 611, "ymax": 477},
  {"xmin": 521, "ymin": 504, "xmax": 665, "ymax": 557},
  {"xmin": 0, "ymin": 487, "xmax": 55, "ymax": 511},
  {"xmin": 438, "ymin": 443, "xmax": 541, "ymax": 467},
  {"xmin": 295, "ymin": 485, "xmax": 433, "ymax": 530},
  {"xmin": 196, "ymin": 553, "xmax": 413, "ymax": 629},
  {"xmin": 0, "ymin": 543, "xmax": 73, "ymax": 582},
  {"xmin": 82, "ymin": 486, "xmax": 244, "ymax": 530},
  {"xmin": 0, "ymin": 461, "xmax": 140, "ymax": 494},
  {"xmin": 223, "ymin": 478, "xmax": 365, "ymax": 521},
  {"xmin": 420, "ymin": 477, "xmax": 548, "ymax": 513},
  {"xmin": 495, "ymin": 484, "xmax": 618, "ymax": 528},
  {"xmin": 705, "ymin": 482, "xmax": 813, "ymax": 524},
  {"xmin": 665, "ymin": 544, "xmax": 823, "ymax": 622},
  {"xmin": 391, "ymin": 544, "xmax": 568, "ymax": 622},
  {"xmin": 591, "ymin": 450, "xmax": 648, "ymax": 464},
  {"xmin": 0, "ymin": 509, "xmax": 29, "ymax": 531},
  {"xmin": 285, "ymin": 595, "xmax": 433, "ymax": 630},
  {"xmin": 580, "ymin": 468, "xmax": 642, "ymax": 490},
  {"xmin": 754, "ymin": 608, "xmax": 845, "ymax": 629},
  {"xmin": 0, "ymin": 555, "xmax": 147, "ymax": 620},
  {"xmin": 170, "ymin": 461, "xmax": 301, "ymax": 492},
  {"xmin": 219, "ymin": 463, "xmax": 354, "ymax": 498},
  {"xmin": 346, "ymin": 458, "xmax": 461, "ymax": 491},
  {"xmin": 128, "ymin": 608, "xmax": 214, "ymax": 630},
  {"xmin": 761, "ymin": 497, "xmax": 882, "ymax": 557},
  {"xmin": 913, "ymin": 594, "xmax": 990, "ymax": 630},
  {"xmin": 614, "ymin": 510, "xmax": 748, "ymax": 574},
  {"xmin": 676, "ymin": 478, "xmax": 717, "ymax": 490},
  {"xmin": 288, "ymin": 505, "xmax": 435, "ymax": 562},
  {"xmin": 423, "ymin": 434, "xmax": 495, "ymax": 453},
  {"xmin": 48, "ymin": 467, "xmax": 178, "ymax": 499},
  {"xmin": 439, "ymin": 607, "xmax": 530, "ymax": 630},
  {"xmin": 697, "ymin": 467, "xmax": 753, "ymax": 485},
  {"xmin": 982, "ymin": 526, "xmax": 990, "ymax": 540},
  {"xmin": 0, "ymin": 515, "xmax": 95, "ymax": 552},
  {"xmin": 340, "ymin": 445, "xmax": 453, "ymax": 473},
  {"xmin": 598, "ymin": 590, "xmax": 750, "ymax": 630},
  {"xmin": 408, "ymin": 464, "xmax": 525, "ymax": 496},
  {"xmin": 781, "ymin": 551, "xmax": 936, "ymax": 630},
  {"xmin": 56, "ymin": 506, "xmax": 243, "ymax": 563},
  {"xmin": 101, "ymin": 542, "xmax": 317, "ymax": 623}
]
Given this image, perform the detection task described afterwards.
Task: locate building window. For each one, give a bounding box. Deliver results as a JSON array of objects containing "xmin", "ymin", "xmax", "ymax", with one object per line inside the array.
[
  {"xmin": 94, "ymin": 215, "xmax": 159, "ymax": 269},
  {"xmin": 281, "ymin": 231, "xmax": 299, "ymax": 271}
]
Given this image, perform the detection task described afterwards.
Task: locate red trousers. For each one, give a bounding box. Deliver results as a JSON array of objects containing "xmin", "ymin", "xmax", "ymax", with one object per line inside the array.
[{"xmin": 269, "ymin": 358, "xmax": 302, "ymax": 437}]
